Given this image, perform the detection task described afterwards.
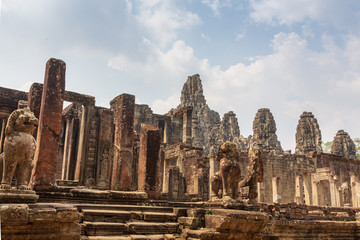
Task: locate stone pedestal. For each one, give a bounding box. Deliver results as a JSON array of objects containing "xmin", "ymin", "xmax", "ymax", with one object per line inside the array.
[
  {"xmin": 0, "ymin": 189, "xmax": 38, "ymax": 203},
  {"xmin": 138, "ymin": 123, "xmax": 162, "ymax": 198},
  {"xmin": 30, "ymin": 58, "xmax": 66, "ymax": 191},
  {"xmin": 110, "ymin": 94, "xmax": 135, "ymax": 191}
]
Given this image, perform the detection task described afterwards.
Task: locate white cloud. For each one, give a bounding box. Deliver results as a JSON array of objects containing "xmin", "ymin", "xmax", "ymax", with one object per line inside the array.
[
  {"xmin": 152, "ymin": 93, "xmax": 180, "ymax": 114},
  {"xmin": 249, "ymin": 0, "xmax": 318, "ymax": 25},
  {"xmin": 249, "ymin": 0, "xmax": 360, "ymax": 31},
  {"xmin": 109, "ymin": 31, "xmax": 360, "ymax": 151},
  {"xmin": 134, "ymin": 0, "xmax": 202, "ymax": 48},
  {"xmin": 301, "ymin": 25, "xmax": 315, "ymax": 38},
  {"xmin": 235, "ymin": 28, "xmax": 247, "ymax": 41},
  {"xmin": 202, "ymin": 0, "xmax": 232, "ymax": 16},
  {"xmin": 201, "ymin": 33, "xmax": 211, "ymax": 41},
  {"xmin": 125, "ymin": 0, "xmax": 132, "ymax": 13}
]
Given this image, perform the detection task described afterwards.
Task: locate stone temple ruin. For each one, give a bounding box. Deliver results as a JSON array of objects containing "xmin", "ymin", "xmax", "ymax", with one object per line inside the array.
[{"xmin": 1, "ymin": 58, "xmax": 360, "ymax": 239}]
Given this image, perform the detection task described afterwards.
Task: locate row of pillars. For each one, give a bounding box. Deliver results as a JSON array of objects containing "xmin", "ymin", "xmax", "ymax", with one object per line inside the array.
[{"xmin": 29, "ymin": 58, "xmax": 162, "ymax": 194}]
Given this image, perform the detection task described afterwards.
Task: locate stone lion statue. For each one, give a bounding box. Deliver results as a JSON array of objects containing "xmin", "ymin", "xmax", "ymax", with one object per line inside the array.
[
  {"xmin": 239, "ymin": 142, "xmax": 264, "ymax": 202},
  {"xmin": 0, "ymin": 107, "xmax": 38, "ymax": 190},
  {"xmin": 211, "ymin": 141, "xmax": 241, "ymax": 199}
]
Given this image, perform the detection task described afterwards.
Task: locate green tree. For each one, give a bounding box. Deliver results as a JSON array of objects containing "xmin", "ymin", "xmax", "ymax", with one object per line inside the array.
[
  {"xmin": 322, "ymin": 141, "xmax": 332, "ymax": 153},
  {"xmin": 354, "ymin": 138, "xmax": 360, "ymax": 159}
]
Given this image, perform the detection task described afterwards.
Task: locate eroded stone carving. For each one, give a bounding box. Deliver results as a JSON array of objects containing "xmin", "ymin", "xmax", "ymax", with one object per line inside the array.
[
  {"xmin": 251, "ymin": 108, "xmax": 282, "ymax": 154},
  {"xmin": 211, "ymin": 141, "xmax": 241, "ymax": 199},
  {"xmin": 240, "ymin": 143, "xmax": 264, "ymax": 203},
  {"xmin": 331, "ymin": 130, "xmax": 357, "ymax": 159},
  {"xmin": 295, "ymin": 112, "xmax": 322, "ymax": 155},
  {"xmin": 341, "ymin": 182, "xmax": 351, "ymax": 205},
  {"xmin": 0, "ymin": 107, "xmax": 38, "ymax": 190}
]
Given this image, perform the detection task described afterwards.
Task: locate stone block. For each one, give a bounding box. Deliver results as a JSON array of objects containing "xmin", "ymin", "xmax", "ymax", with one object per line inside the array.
[
  {"xmin": 56, "ymin": 208, "xmax": 79, "ymax": 223},
  {"xmin": 0, "ymin": 204, "xmax": 29, "ymax": 225},
  {"xmin": 29, "ymin": 207, "xmax": 56, "ymax": 222}
]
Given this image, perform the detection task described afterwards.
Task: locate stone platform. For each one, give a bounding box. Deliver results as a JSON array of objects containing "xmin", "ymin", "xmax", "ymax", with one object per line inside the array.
[
  {"xmin": 0, "ymin": 189, "xmax": 39, "ymax": 203},
  {"xmin": 0, "ymin": 203, "xmax": 80, "ymax": 240}
]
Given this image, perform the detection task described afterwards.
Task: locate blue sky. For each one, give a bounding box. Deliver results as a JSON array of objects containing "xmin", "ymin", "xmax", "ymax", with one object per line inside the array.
[{"xmin": 1, "ymin": 0, "xmax": 360, "ymax": 151}]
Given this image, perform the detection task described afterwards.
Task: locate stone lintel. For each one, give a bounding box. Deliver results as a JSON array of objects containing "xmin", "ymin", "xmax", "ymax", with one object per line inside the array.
[
  {"xmin": 0, "ymin": 86, "xmax": 28, "ymax": 117},
  {"xmin": 64, "ymin": 90, "xmax": 95, "ymax": 106}
]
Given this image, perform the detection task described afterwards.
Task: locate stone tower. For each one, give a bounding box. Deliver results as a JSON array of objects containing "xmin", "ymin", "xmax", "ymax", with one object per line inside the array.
[
  {"xmin": 251, "ymin": 108, "xmax": 283, "ymax": 154},
  {"xmin": 331, "ymin": 130, "xmax": 357, "ymax": 159},
  {"xmin": 295, "ymin": 112, "xmax": 322, "ymax": 155},
  {"xmin": 177, "ymin": 74, "xmax": 220, "ymax": 154},
  {"xmin": 209, "ymin": 111, "xmax": 245, "ymax": 154}
]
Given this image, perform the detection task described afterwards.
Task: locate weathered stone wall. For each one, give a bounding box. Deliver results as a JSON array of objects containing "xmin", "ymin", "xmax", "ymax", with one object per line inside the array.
[{"xmin": 164, "ymin": 143, "xmax": 209, "ymax": 200}]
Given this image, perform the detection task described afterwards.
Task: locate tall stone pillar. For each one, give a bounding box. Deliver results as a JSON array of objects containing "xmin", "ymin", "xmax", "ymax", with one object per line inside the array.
[
  {"xmin": 111, "ymin": 94, "xmax": 135, "ymax": 191},
  {"xmin": 27, "ymin": 83, "xmax": 43, "ymax": 119},
  {"xmin": 182, "ymin": 107, "xmax": 192, "ymax": 145},
  {"xmin": 74, "ymin": 104, "xmax": 93, "ymax": 184},
  {"xmin": 138, "ymin": 123, "xmax": 162, "ymax": 198},
  {"xmin": 30, "ymin": 58, "xmax": 65, "ymax": 191},
  {"xmin": 61, "ymin": 117, "xmax": 73, "ymax": 180},
  {"xmin": 350, "ymin": 174, "xmax": 358, "ymax": 207},
  {"xmin": 27, "ymin": 83, "xmax": 43, "ymax": 139},
  {"xmin": 330, "ymin": 177, "xmax": 339, "ymax": 207},
  {"xmin": 272, "ymin": 177, "xmax": 280, "ymax": 203},
  {"xmin": 96, "ymin": 108, "xmax": 114, "ymax": 190},
  {"xmin": 294, "ymin": 175, "xmax": 304, "ymax": 204},
  {"xmin": 311, "ymin": 174, "xmax": 319, "ymax": 205},
  {"xmin": 303, "ymin": 173, "xmax": 312, "ymax": 205},
  {"xmin": 0, "ymin": 118, "xmax": 6, "ymax": 153},
  {"xmin": 208, "ymin": 153, "xmax": 218, "ymax": 197}
]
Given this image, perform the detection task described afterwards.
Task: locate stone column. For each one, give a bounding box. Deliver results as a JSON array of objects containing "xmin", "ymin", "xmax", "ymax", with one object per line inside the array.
[
  {"xmin": 30, "ymin": 58, "xmax": 66, "ymax": 191},
  {"xmin": 272, "ymin": 177, "xmax": 280, "ymax": 203},
  {"xmin": 27, "ymin": 83, "xmax": 43, "ymax": 140},
  {"xmin": 27, "ymin": 83, "xmax": 43, "ymax": 119},
  {"xmin": 311, "ymin": 173, "xmax": 319, "ymax": 205},
  {"xmin": 61, "ymin": 117, "xmax": 72, "ymax": 180},
  {"xmin": 138, "ymin": 123, "xmax": 162, "ymax": 198},
  {"xmin": 350, "ymin": 174, "xmax": 358, "ymax": 207},
  {"xmin": 0, "ymin": 118, "xmax": 6, "ymax": 153},
  {"xmin": 294, "ymin": 175, "xmax": 304, "ymax": 204},
  {"xmin": 209, "ymin": 153, "xmax": 218, "ymax": 197},
  {"xmin": 303, "ymin": 173, "xmax": 312, "ymax": 205},
  {"xmin": 74, "ymin": 104, "xmax": 93, "ymax": 185},
  {"xmin": 182, "ymin": 108, "xmax": 192, "ymax": 145},
  {"xmin": 111, "ymin": 94, "xmax": 135, "ymax": 191},
  {"xmin": 96, "ymin": 108, "xmax": 114, "ymax": 190},
  {"xmin": 330, "ymin": 177, "xmax": 339, "ymax": 207}
]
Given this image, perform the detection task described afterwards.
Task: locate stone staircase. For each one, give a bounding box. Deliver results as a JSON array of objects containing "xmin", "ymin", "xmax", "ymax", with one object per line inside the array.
[{"xmin": 75, "ymin": 203, "xmax": 181, "ymax": 240}]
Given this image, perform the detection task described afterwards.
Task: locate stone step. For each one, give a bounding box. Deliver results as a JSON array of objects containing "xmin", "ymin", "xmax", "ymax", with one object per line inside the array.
[
  {"xmin": 82, "ymin": 221, "xmax": 179, "ymax": 237},
  {"xmin": 84, "ymin": 233, "xmax": 179, "ymax": 240},
  {"xmin": 82, "ymin": 209, "xmax": 177, "ymax": 223},
  {"xmin": 76, "ymin": 203, "xmax": 174, "ymax": 213},
  {"xmin": 127, "ymin": 222, "xmax": 179, "ymax": 235},
  {"xmin": 82, "ymin": 222, "xmax": 127, "ymax": 236},
  {"xmin": 82, "ymin": 209, "xmax": 141, "ymax": 223}
]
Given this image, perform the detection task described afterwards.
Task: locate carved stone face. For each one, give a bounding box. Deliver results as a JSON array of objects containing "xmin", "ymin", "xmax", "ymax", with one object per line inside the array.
[{"xmin": 14, "ymin": 108, "xmax": 38, "ymax": 134}]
